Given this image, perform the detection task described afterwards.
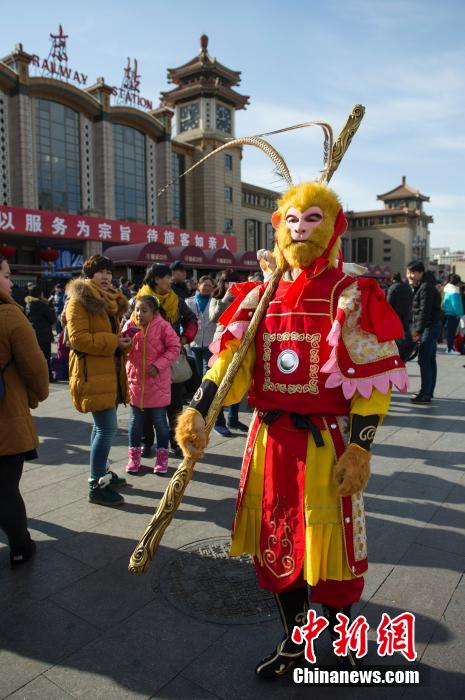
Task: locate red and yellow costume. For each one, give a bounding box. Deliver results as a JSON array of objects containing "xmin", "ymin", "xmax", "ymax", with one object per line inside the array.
[{"xmin": 176, "ymin": 180, "xmax": 407, "ymax": 675}]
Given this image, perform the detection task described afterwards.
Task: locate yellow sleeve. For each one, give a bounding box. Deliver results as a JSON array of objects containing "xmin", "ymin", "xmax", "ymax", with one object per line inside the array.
[
  {"xmin": 350, "ymin": 388, "xmax": 391, "ymax": 418},
  {"xmin": 204, "ymin": 337, "xmax": 256, "ymax": 405}
]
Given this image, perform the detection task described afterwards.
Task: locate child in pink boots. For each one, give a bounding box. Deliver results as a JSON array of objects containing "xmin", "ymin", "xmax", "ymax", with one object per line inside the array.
[{"xmin": 123, "ymin": 296, "xmax": 180, "ymax": 474}]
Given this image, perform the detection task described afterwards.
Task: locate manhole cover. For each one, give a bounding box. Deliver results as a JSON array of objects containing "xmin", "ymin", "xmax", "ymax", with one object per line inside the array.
[{"xmin": 158, "ymin": 537, "xmax": 277, "ymax": 625}]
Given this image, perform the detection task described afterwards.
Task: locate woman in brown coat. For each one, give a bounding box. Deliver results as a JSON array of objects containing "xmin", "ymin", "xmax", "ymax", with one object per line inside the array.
[
  {"xmin": 65, "ymin": 255, "xmax": 131, "ymax": 506},
  {"xmin": 0, "ymin": 255, "xmax": 49, "ymax": 566}
]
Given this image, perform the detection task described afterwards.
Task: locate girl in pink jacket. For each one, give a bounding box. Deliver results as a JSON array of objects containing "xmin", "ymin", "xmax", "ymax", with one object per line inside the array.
[{"xmin": 123, "ymin": 296, "xmax": 180, "ymax": 474}]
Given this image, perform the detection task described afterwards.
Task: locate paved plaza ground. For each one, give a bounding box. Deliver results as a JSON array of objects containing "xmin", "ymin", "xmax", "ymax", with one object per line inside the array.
[{"xmin": 1, "ymin": 347, "xmax": 465, "ymax": 699}]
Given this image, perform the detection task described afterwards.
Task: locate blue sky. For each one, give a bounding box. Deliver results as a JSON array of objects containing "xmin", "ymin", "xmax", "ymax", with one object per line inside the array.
[{"xmin": 2, "ymin": 0, "xmax": 464, "ymax": 250}]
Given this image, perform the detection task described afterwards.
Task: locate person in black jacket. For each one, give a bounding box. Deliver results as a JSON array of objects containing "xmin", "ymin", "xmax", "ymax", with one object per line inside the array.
[
  {"xmin": 387, "ymin": 272, "xmax": 414, "ymax": 361},
  {"xmin": 170, "ymin": 261, "xmax": 191, "ymax": 300},
  {"xmin": 11, "ymin": 283, "xmax": 26, "ymax": 309},
  {"xmin": 25, "ymin": 285, "xmax": 56, "ymax": 382},
  {"xmin": 406, "ymin": 261, "xmax": 442, "ymax": 404}
]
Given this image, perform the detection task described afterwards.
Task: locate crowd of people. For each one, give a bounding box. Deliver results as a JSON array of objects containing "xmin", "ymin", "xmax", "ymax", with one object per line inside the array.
[
  {"xmin": 0, "ymin": 253, "xmax": 263, "ymax": 555},
  {"xmin": 387, "ymin": 261, "xmax": 464, "ymax": 404},
  {"xmin": 1, "ymin": 249, "xmax": 464, "ymax": 567}
]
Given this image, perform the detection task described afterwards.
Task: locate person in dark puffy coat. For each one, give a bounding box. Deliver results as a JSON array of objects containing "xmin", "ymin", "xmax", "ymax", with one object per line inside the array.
[
  {"xmin": 407, "ymin": 261, "xmax": 442, "ymax": 403},
  {"xmin": 387, "ymin": 272, "xmax": 414, "ymax": 362},
  {"xmin": 25, "ymin": 286, "xmax": 56, "ymax": 381}
]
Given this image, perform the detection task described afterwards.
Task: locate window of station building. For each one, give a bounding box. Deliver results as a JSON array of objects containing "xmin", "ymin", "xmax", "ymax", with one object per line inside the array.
[
  {"xmin": 352, "ymin": 237, "xmax": 373, "ymax": 263},
  {"xmin": 114, "ymin": 124, "xmax": 146, "ymax": 222},
  {"xmin": 171, "ymin": 152, "xmax": 185, "ymax": 226},
  {"xmin": 224, "ymin": 153, "xmax": 233, "ymax": 170},
  {"xmin": 35, "ymin": 99, "xmax": 81, "ymax": 213},
  {"xmin": 225, "ymin": 217, "xmax": 233, "ymax": 232},
  {"xmin": 225, "ymin": 186, "xmax": 233, "ymax": 203},
  {"xmin": 245, "ymin": 219, "xmax": 261, "ymax": 251},
  {"xmin": 265, "ymin": 223, "xmax": 275, "ymax": 250},
  {"xmin": 340, "ymin": 237, "xmax": 350, "ymax": 259}
]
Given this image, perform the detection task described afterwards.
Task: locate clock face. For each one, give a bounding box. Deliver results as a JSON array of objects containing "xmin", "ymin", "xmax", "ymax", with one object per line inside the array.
[
  {"xmin": 216, "ymin": 104, "xmax": 232, "ymax": 133},
  {"xmin": 180, "ymin": 103, "xmax": 200, "ymax": 132}
]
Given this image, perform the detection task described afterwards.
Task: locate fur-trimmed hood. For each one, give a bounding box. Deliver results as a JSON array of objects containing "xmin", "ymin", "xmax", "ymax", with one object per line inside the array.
[{"xmin": 65, "ymin": 278, "xmax": 128, "ymax": 316}]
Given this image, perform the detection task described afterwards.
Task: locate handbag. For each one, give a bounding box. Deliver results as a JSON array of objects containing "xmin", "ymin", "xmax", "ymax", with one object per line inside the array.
[{"xmin": 171, "ymin": 348, "xmax": 193, "ymax": 384}]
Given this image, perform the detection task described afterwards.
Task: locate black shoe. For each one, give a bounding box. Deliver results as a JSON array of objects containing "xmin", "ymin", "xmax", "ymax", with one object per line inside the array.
[
  {"xmin": 10, "ymin": 539, "xmax": 37, "ymax": 567},
  {"xmin": 256, "ymin": 587, "xmax": 309, "ymax": 680},
  {"xmin": 322, "ymin": 604, "xmax": 361, "ymax": 669},
  {"xmin": 255, "ymin": 638, "xmax": 305, "ymax": 679},
  {"xmin": 88, "ymin": 477, "xmax": 124, "ymax": 507},
  {"xmin": 107, "ymin": 470, "xmax": 127, "ymax": 488},
  {"xmin": 141, "ymin": 444, "xmax": 152, "ymax": 458},
  {"xmin": 227, "ymin": 420, "xmax": 249, "ymax": 432},
  {"xmin": 410, "ymin": 394, "xmax": 431, "ymax": 404},
  {"xmin": 172, "ymin": 445, "xmax": 183, "ymax": 459},
  {"xmin": 214, "ymin": 425, "xmax": 233, "ymax": 437}
]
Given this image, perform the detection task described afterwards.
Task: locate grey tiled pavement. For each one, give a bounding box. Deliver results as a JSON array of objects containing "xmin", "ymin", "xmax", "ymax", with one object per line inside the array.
[{"xmin": 1, "ymin": 348, "xmax": 465, "ymax": 699}]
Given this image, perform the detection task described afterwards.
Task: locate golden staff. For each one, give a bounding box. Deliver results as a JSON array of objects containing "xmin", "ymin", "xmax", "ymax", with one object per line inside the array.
[{"xmin": 128, "ymin": 104, "xmax": 365, "ymax": 576}]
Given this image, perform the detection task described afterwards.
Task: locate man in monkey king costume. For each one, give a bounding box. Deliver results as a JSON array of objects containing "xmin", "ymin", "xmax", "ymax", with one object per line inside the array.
[{"xmin": 176, "ymin": 180, "xmax": 407, "ymax": 676}]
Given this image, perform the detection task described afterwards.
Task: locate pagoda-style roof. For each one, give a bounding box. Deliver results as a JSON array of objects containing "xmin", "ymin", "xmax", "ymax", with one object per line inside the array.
[
  {"xmin": 160, "ymin": 35, "xmax": 249, "ymax": 110},
  {"xmin": 377, "ymin": 176, "xmax": 429, "ymax": 203}
]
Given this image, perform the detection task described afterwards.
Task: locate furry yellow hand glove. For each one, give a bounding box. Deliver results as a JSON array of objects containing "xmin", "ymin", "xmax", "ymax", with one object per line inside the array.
[
  {"xmin": 333, "ymin": 444, "xmax": 371, "ymax": 496},
  {"xmin": 175, "ymin": 408, "xmax": 207, "ymax": 460}
]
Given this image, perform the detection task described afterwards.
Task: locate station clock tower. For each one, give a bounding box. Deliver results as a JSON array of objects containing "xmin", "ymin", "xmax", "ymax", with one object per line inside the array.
[{"xmin": 161, "ymin": 35, "xmax": 250, "ymax": 237}]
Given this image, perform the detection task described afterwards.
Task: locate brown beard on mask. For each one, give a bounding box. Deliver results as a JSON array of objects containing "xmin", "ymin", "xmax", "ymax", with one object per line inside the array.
[{"xmin": 280, "ymin": 235, "xmax": 326, "ymax": 269}]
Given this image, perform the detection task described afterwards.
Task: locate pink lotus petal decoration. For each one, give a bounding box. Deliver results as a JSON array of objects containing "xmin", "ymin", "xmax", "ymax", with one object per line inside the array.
[
  {"xmin": 342, "ymin": 381, "xmax": 357, "ymax": 399},
  {"xmin": 326, "ymin": 320, "xmax": 342, "ymax": 347},
  {"xmin": 325, "ymin": 372, "xmax": 344, "ymax": 389},
  {"xmin": 321, "ymin": 354, "xmax": 338, "ymax": 373},
  {"xmin": 325, "ymin": 368, "xmax": 409, "ymax": 398}
]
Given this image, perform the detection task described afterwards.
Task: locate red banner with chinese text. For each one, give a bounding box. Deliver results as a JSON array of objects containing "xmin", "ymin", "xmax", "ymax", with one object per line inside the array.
[{"xmin": 0, "ymin": 206, "xmax": 237, "ymax": 252}]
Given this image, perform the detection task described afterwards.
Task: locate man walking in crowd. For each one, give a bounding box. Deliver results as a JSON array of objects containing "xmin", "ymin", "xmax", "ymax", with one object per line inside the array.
[
  {"xmin": 387, "ymin": 272, "xmax": 414, "ymax": 362},
  {"xmin": 11, "ymin": 282, "xmax": 26, "ymax": 309},
  {"xmin": 50, "ymin": 284, "xmax": 65, "ymax": 334},
  {"xmin": 25, "ymin": 285, "xmax": 56, "ymax": 382},
  {"xmin": 119, "ymin": 277, "xmax": 132, "ymax": 300},
  {"xmin": 170, "ymin": 261, "xmax": 191, "ymax": 300},
  {"xmin": 442, "ymin": 273, "xmax": 463, "ymax": 355},
  {"xmin": 406, "ymin": 260, "xmax": 442, "ymax": 404}
]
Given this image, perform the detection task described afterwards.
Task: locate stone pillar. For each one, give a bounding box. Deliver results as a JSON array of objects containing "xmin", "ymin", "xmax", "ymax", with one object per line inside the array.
[
  {"xmin": 86, "ymin": 79, "xmax": 115, "ymax": 219},
  {"xmin": 146, "ymin": 135, "xmax": 157, "ymax": 225},
  {"xmin": 80, "ymin": 114, "xmax": 94, "ymax": 213},
  {"xmin": 3, "ymin": 45, "xmax": 37, "ymax": 208},
  {"xmin": 150, "ymin": 107, "xmax": 173, "ymax": 226},
  {"xmin": 0, "ymin": 90, "xmax": 11, "ymax": 205},
  {"xmin": 155, "ymin": 138, "xmax": 172, "ymax": 225},
  {"xmin": 83, "ymin": 239, "xmax": 103, "ymax": 259}
]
